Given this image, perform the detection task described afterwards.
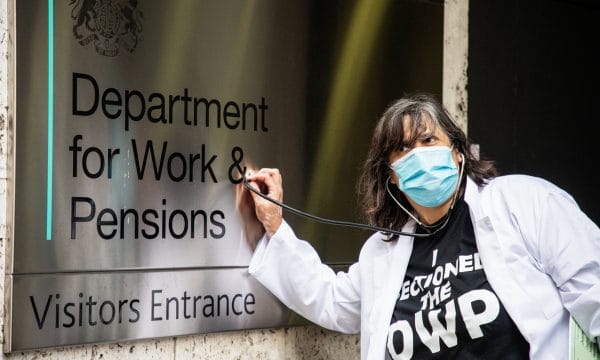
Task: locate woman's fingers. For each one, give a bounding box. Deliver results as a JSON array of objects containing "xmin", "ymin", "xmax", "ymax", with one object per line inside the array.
[
  {"xmin": 245, "ymin": 168, "xmax": 283, "ymax": 236},
  {"xmin": 247, "ymin": 169, "xmax": 282, "ymax": 200}
]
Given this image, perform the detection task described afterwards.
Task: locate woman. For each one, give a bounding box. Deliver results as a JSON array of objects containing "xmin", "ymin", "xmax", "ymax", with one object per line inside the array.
[{"xmin": 241, "ymin": 94, "xmax": 600, "ymax": 359}]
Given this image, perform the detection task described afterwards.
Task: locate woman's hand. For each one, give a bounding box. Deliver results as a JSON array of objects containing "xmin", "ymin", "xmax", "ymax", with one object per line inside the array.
[{"xmin": 245, "ymin": 168, "xmax": 284, "ymax": 237}]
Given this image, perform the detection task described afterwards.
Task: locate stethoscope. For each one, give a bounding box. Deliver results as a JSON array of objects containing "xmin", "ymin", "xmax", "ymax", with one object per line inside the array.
[{"xmin": 241, "ymin": 153, "xmax": 465, "ymax": 240}]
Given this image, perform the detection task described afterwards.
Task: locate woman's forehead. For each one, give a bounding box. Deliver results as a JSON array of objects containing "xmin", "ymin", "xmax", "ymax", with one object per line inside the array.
[{"xmin": 401, "ymin": 114, "xmax": 440, "ymax": 139}]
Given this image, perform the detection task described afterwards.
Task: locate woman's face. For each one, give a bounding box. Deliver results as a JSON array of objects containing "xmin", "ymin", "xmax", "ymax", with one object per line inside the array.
[{"xmin": 388, "ymin": 115, "xmax": 461, "ymax": 186}]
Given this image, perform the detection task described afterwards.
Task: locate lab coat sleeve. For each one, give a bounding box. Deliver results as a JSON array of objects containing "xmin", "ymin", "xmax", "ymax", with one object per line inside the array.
[
  {"xmin": 536, "ymin": 187, "xmax": 600, "ymax": 348},
  {"xmin": 248, "ymin": 220, "xmax": 361, "ymax": 334}
]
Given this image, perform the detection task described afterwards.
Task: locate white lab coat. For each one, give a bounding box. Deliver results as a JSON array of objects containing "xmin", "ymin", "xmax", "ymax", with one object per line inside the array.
[{"xmin": 248, "ymin": 175, "xmax": 600, "ymax": 359}]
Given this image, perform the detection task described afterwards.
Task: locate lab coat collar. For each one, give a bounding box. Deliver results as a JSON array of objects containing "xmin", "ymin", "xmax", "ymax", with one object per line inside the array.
[
  {"xmin": 367, "ymin": 221, "xmax": 415, "ymax": 359},
  {"xmin": 463, "ymin": 176, "xmax": 533, "ymax": 345}
]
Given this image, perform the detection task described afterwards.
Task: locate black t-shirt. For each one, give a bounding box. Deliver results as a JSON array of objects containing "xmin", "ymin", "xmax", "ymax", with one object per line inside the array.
[{"xmin": 386, "ymin": 197, "xmax": 530, "ymax": 359}]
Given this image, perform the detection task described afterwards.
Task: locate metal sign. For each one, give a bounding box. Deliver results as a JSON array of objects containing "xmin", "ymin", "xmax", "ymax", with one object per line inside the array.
[
  {"xmin": 5, "ymin": 0, "xmax": 443, "ymax": 352},
  {"xmin": 7, "ymin": 269, "xmax": 286, "ymax": 351},
  {"xmin": 13, "ymin": 0, "xmax": 309, "ymax": 274},
  {"xmin": 7, "ymin": 0, "xmax": 310, "ymax": 351}
]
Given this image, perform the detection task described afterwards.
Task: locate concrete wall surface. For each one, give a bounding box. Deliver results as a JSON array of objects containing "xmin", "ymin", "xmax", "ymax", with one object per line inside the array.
[{"xmin": 443, "ymin": 0, "xmax": 469, "ymax": 133}]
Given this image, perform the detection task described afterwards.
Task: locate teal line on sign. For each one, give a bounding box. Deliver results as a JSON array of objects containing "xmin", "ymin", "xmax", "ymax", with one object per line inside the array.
[{"xmin": 46, "ymin": 0, "xmax": 53, "ymax": 240}]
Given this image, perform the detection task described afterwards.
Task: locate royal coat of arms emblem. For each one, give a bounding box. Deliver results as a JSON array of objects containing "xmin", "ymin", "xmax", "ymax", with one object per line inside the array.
[{"xmin": 70, "ymin": 0, "xmax": 143, "ymax": 57}]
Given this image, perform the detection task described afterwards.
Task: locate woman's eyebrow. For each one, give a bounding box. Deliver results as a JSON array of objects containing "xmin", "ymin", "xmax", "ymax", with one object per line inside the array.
[
  {"xmin": 418, "ymin": 131, "xmax": 433, "ymax": 138},
  {"xmin": 414, "ymin": 130, "xmax": 435, "ymax": 141}
]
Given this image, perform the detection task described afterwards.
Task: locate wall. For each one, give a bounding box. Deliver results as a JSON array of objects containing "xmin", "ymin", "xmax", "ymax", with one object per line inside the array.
[
  {"xmin": 443, "ymin": 0, "xmax": 469, "ymax": 132},
  {"xmin": 468, "ymin": 0, "xmax": 600, "ymax": 224},
  {"xmin": 0, "ymin": 0, "xmax": 468, "ymax": 358}
]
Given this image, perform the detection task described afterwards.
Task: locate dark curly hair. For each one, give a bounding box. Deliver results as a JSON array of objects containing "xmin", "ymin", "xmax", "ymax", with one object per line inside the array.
[{"xmin": 357, "ymin": 93, "xmax": 497, "ymax": 231}]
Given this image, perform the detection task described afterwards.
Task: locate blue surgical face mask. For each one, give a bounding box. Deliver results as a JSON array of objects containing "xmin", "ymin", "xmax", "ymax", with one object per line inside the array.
[{"xmin": 390, "ymin": 146, "xmax": 458, "ymax": 208}]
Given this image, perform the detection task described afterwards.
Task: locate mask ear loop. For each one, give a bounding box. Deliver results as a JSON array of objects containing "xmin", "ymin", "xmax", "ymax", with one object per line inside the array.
[{"xmin": 448, "ymin": 152, "xmax": 465, "ymax": 211}]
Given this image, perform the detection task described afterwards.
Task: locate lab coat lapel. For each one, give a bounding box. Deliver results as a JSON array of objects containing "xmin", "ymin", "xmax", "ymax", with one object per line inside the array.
[
  {"xmin": 464, "ymin": 177, "xmax": 531, "ymax": 343},
  {"xmin": 367, "ymin": 225, "xmax": 415, "ymax": 359}
]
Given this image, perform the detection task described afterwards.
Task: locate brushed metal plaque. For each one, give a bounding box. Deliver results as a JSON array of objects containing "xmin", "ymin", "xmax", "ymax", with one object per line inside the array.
[
  {"xmin": 6, "ymin": 269, "xmax": 290, "ymax": 351},
  {"xmin": 13, "ymin": 0, "xmax": 309, "ymax": 273}
]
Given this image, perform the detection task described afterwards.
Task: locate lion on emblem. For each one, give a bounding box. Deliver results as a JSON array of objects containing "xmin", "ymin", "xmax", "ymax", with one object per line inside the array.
[{"xmin": 70, "ymin": 0, "xmax": 143, "ymax": 57}]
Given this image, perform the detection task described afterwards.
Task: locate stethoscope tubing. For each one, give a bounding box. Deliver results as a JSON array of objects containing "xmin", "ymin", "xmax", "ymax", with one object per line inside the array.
[{"xmin": 242, "ymin": 177, "xmax": 434, "ymax": 238}]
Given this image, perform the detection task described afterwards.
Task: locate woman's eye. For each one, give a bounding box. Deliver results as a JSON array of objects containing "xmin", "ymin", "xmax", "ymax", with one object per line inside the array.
[{"xmin": 424, "ymin": 136, "xmax": 436, "ymax": 144}]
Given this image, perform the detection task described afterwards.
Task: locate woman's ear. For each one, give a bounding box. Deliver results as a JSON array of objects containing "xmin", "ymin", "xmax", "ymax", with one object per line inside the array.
[{"xmin": 452, "ymin": 147, "xmax": 462, "ymax": 164}]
